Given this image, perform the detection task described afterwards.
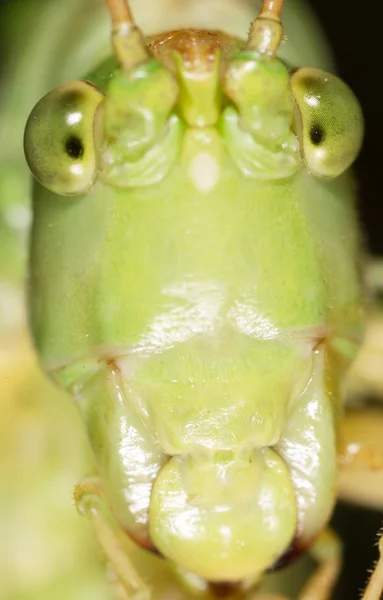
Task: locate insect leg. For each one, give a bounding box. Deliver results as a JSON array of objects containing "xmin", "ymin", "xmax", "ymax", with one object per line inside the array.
[
  {"xmin": 252, "ymin": 532, "xmax": 341, "ymax": 600},
  {"xmin": 346, "ymin": 259, "xmax": 383, "ymax": 402},
  {"xmin": 338, "ymin": 409, "xmax": 383, "ymax": 510},
  {"xmin": 337, "ymin": 410, "xmax": 383, "ymax": 599},
  {"xmin": 74, "ymin": 477, "xmax": 150, "ymax": 600},
  {"xmin": 360, "ymin": 533, "xmax": 383, "ymax": 600},
  {"xmin": 297, "ymin": 530, "xmax": 342, "ymax": 600}
]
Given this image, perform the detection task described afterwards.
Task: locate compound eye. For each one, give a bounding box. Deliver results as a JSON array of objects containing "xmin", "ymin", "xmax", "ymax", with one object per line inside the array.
[
  {"xmin": 24, "ymin": 81, "xmax": 104, "ymax": 195},
  {"xmin": 290, "ymin": 67, "xmax": 363, "ymax": 179}
]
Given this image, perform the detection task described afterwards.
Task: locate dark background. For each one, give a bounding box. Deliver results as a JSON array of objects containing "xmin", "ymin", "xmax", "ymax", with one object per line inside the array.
[
  {"xmin": 308, "ymin": 0, "xmax": 382, "ymax": 256},
  {"xmin": 297, "ymin": 7, "xmax": 383, "ymax": 593},
  {"xmin": 0, "ymin": 0, "xmax": 382, "ymax": 598}
]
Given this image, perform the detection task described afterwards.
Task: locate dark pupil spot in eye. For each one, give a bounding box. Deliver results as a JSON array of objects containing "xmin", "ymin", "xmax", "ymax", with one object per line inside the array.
[
  {"xmin": 310, "ymin": 124, "xmax": 325, "ymax": 146},
  {"xmin": 65, "ymin": 135, "xmax": 84, "ymax": 159}
]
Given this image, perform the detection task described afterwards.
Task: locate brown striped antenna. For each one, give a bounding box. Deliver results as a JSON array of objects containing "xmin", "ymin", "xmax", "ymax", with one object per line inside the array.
[
  {"xmin": 247, "ymin": 0, "xmax": 285, "ymax": 55},
  {"xmin": 258, "ymin": 0, "xmax": 284, "ymax": 21},
  {"xmin": 104, "ymin": 0, "xmax": 149, "ymax": 70}
]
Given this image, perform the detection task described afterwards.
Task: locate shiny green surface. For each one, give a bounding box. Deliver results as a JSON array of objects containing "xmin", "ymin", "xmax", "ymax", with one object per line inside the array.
[
  {"xmin": 1, "ymin": 0, "xmax": 361, "ymax": 597},
  {"xmin": 26, "ymin": 1, "xmax": 364, "ymax": 591},
  {"xmin": 291, "ymin": 67, "xmax": 364, "ymax": 178}
]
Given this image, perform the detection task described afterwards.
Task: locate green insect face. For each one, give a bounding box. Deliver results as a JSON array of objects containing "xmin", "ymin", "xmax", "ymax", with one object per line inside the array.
[
  {"xmin": 24, "ymin": 46, "xmax": 364, "ymax": 196},
  {"xmin": 25, "ymin": 0, "xmax": 365, "ymax": 589}
]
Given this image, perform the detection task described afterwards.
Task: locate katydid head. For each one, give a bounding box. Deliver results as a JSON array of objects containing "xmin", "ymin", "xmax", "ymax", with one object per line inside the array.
[{"xmin": 25, "ymin": 0, "xmax": 364, "ymax": 588}]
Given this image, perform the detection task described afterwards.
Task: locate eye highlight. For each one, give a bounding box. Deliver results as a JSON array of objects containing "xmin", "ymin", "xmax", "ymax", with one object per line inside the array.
[
  {"xmin": 290, "ymin": 67, "xmax": 364, "ymax": 179},
  {"xmin": 24, "ymin": 81, "xmax": 104, "ymax": 196}
]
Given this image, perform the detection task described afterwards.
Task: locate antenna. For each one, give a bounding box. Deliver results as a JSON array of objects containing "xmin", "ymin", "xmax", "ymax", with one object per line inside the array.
[
  {"xmin": 247, "ymin": 0, "xmax": 285, "ymax": 56},
  {"xmin": 104, "ymin": 0, "xmax": 149, "ymax": 70},
  {"xmin": 258, "ymin": 0, "xmax": 284, "ymax": 21}
]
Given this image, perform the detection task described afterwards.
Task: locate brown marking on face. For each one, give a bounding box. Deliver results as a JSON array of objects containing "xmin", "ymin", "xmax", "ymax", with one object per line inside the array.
[
  {"xmin": 147, "ymin": 29, "xmax": 242, "ymax": 72},
  {"xmin": 106, "ymin": 357, "xmax": 121, "ymax": 371},
  {"xmin": 268, "ymin": 535, "xmax": 309, "ymax": 570},
  {"xmin": 122, "ymin": 526, "xmax": 163, "ymax": 556},
  {"xmin": 208, "ymin": 581, "xmax": 242, "ymax": 597}
]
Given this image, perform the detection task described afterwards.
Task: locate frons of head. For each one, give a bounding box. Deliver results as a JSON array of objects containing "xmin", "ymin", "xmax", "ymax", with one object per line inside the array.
[{"xmin": 103, "ymin": 0, "xmax": 286, "ymax": 70}]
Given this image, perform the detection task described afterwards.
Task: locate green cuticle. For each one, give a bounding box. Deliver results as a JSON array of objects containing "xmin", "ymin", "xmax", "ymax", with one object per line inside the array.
[
  {"xmin": 172, "ymin": 49, "xmax": 222, "ymax": 128},
  {"xmin": 102, "ymin": 58, "xmax": 179, "ymax": 167}
]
